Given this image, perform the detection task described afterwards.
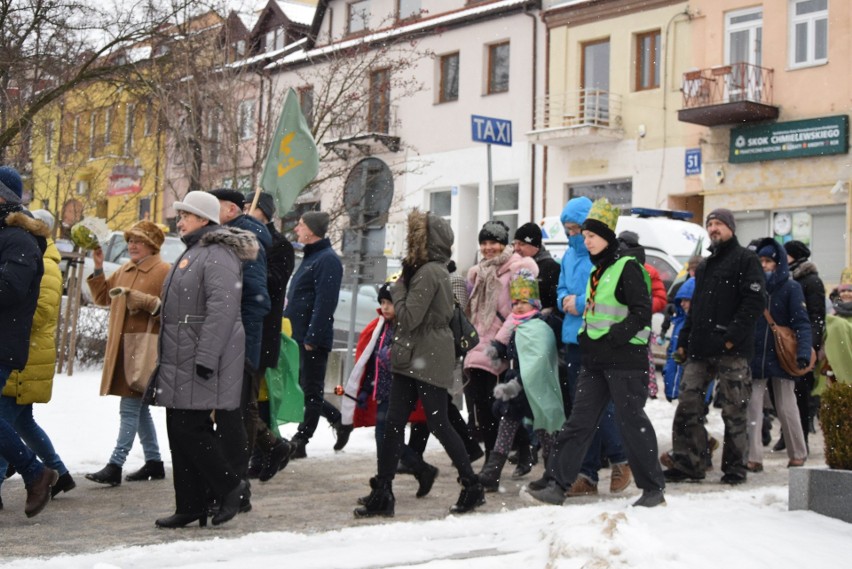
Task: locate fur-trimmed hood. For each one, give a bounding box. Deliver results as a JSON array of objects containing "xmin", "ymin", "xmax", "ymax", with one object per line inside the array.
[
  {"xmin": 403, "ymin": 209, "xmax": 453, "ymax": 267},
  {"xmin": 790, "ymin": 259, "xmax": 819, "ymax": 280},
  {"xmin": 200, "ymin": 226, "xmax": 259, "ymax": 261},
  {"xmin": 4, "ymin": 211, "xmax": 51, "ymax": 239}
]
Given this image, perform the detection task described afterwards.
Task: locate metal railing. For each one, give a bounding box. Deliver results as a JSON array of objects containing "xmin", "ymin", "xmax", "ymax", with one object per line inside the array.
[
  {"xmin": 533, "ymin": 89, "xmax": 622, "ymax": 131},
  {"xmin": 681, "ymin": 62, "xmax": 774, "ymax": 109}
]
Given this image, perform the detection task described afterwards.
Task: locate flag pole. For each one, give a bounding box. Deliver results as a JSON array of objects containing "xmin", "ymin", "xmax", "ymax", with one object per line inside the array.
[{"xmin": 248, "ymin": 185, "xmax": 262, "ymax": 215}]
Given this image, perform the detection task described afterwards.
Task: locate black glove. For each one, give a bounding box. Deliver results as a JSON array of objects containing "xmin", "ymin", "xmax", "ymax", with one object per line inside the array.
[
  {"xmin": 401, "ymin": 261, "xmax": 418, "ymax": 285},
  {"xmin": 796, "ymin": 357, "xmax": 810, "ymax": 370},
  {"xmin": 196, "ymin": 364, "xmax": 214, "ymax": 380}
]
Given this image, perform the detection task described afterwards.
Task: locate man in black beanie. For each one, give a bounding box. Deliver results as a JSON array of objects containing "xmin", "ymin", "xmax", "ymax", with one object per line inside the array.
[{"xmin": 512, "ymin": 222, "xmax": 560, "ymax": 312}]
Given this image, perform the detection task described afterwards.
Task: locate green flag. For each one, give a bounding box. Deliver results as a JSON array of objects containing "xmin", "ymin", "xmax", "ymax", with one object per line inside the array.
[{"xmin": 260, "ymin": 88, "xmax": 319, "ymax": 215}]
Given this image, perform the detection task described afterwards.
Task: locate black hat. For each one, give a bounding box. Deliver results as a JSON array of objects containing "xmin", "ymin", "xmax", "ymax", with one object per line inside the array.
[
  {"xmin": 377, "ymin": 282, "xmax": 393, "ymax": 304},
  {"xmin": 706, "ymin": 208, "xmax": 736, "ymax": 232},
  {"xmin": 784, "ymin": 240, "xmax": 811, "ymax": 261},
  {"xmin": 252, "ymin": 193, "xmax": 276, "ymax": 222},
  {"xmin": 209, "ymin": 188, "xmax": 246, "ymax": 210},
  {"xmin": 514, "ymin": 222, "xmax": 542, "ymax": 248},
  {"xmin": 479, "ymin": 220, "xmax": 510, "ymax": 245},
  {"xmin": 301, "ymin": 211, "xmax": 330, "ymax": 238},
  {"xmin": 757, "ymin": 244, "xmax": 780, "ymax": 262}
]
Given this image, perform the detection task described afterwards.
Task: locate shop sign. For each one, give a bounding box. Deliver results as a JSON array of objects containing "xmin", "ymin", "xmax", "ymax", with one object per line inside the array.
[
  {"xmin": 107, "ymin": 165, "xmax": 142, "ymax": 196},
  {"xmin": 729, "ymin": 115, "xmax": 848, "ymax": 163}
]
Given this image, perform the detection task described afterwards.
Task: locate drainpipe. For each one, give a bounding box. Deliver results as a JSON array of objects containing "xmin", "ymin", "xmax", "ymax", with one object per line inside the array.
[{"xmin": 525, "ymin": 3, "xmax": 538, "ymax": 222}]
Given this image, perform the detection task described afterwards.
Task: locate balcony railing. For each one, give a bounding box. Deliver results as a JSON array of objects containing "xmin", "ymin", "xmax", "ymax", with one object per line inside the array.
[
  {"xmin": 678, "ymin": 62, "xmax": 779, "ymax": 126},
  {"xmin": 533, "ymin": 89, "xmax": 622, "ymax": 131}
]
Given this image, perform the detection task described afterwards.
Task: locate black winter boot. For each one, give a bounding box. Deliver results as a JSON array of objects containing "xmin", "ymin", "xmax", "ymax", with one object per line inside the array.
[
  {"xmin": 259, "ymin": 439, "xmax": 291, "ymax": 482},
  {"xmin": 478, "ymin": 452, "xmax": 507, "ymax": 492},
  {"xmin": 51, "ymin": 472, "xmax": 77, "ymax": 497},
  {"xmin": 414, "ymin": 461, "xmax": 439, "ymax": 498},
  {"xmin": 512, "ymin": 444, "xmax": 533, "ymax": 479},
  {"xmin": 450, "ymin": 475, "xmax": 485, "ymax": 514},
  {"xmin": 85, "ymin": 463, "xmax": 122, "ymax": 486},
  {"xmin": 247, "ymin": 448, "xmax": 263, "ymax": 479},
  {"xmin": 353, "ymin": 477, "xmax": 395, "ymax": 518},
  {"xmin": 125, "ymin": 460, "xmax": 165, "ymax": 482}
]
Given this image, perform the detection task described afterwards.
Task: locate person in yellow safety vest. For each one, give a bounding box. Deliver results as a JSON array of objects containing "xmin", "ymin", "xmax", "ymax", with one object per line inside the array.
[{"xmin": 524, "ymin": 198, "xmax": 666, "ymax": 508}]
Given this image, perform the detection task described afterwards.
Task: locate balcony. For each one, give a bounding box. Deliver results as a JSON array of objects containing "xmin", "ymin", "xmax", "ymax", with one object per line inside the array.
[
  {"xmin": 323, "ymin": 105, "xmax": 401, "ymax": 159},
  {"xmin": 678, "ymin": 63, "xmax": 779, "ymax": 127},
  {"xmin": 527, "ymin": 89, "xmax": 624, "ymax": 147}
]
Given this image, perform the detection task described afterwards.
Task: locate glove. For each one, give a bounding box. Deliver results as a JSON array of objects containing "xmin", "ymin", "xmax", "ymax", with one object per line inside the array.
[
  {"xmin": 493, "ymin": 378, "xmax": 522, "ymax": 401},
  {"xmin": 196, "ymin": 364, "xmax": 214, "ymax": 381},
  {"xmin": 484, "ymin": 343, "xmax": 499, "ymax": 362},
  {"xmin": 797, "ymin": 357, "xmax": 810, "ymax": 370},
  {"xmin": 356, "ymin": 389, "xmax": 370, "ymax": 409},
  {"xmin": 126, "ymin": 289, "xmax": 162, "ymax": 315},
  {"xmin": 109, "ymin": 286, "xmax": 130, "ymax": 299},
  {"xmin": 401, "ymin": 261, "xmax": 418, "ymax": 285}
]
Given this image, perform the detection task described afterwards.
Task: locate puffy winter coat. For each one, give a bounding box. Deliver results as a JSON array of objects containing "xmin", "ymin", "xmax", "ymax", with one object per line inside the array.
[
  {"xmin": 88, "ymin": 253, "xmax": 171, "ymax": 397},
  {"xmin": 148, "ymin": 225, "xmax": 256, "ymax": 411},
  {"xmin": 3, "ymin": 238, "xmax": 62, "ymax": 404},
  {"xmin": 0, "ymin": 210, "xmax": 47, "ymax": 370},
  {"xmin": 284, "ymin": 237, "xmax": 343, "ymax": 350},
  {"xmin": 789, "ymin": 259, "xmax": 826, "ymax": 351},
  {"xmin": 392, "ymin": 210, "xmax": 457, "ymax": 389},
  {"xmin": 464, "ymin": 251, "xmax": 538, "ymax": 376},
  {"xmin": 556, "ymin": 197, "xmax": 593, "ymax": 345},
  {"xmin": 751, "ymin": 238, "xmax": 812, "ymax": 381},
  {"xmin": 679, "ymin": 235, "xmax": 765, "ymax": 360}
]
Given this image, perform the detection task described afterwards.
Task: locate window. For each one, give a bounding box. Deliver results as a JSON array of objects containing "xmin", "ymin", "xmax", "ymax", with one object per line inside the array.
[
  {"xmin": 493, "ymin": 182, "xmax": 519, "ymax": 236},
  {"xmin": 238, "ymin": 99, "xmax": 255, "ymax": 140},
  {"xmin": 144, "ymin": 101, "xmax": 154, "ymax": 137},
  {"xmin": 398, "ymin": 0, "xmax": 420, "ymax": 21},
  {"xmin": 124, "ymin": 103, "xmax": 135, "ymax": 155},
  {"xmin": 568, "ymin": 179, "xmax": 632, "ymax": 209},
  {"xmin": 430, "ymin": 190, "xmax": 451, "ymax": 219},
  {"xmin": 635, "ymin": 30, "xmax": 661, "ymax": 91},
  {"xmin": 72, "ymin": 115, "xmax": 80, "ymax": 152},
  {"xmin": 235, "ymin": 40, "xmax": 246, "ymax": 57},
  {"xmin": 369, "ymin": 68, "xmax": 390, "ymax": 133},
  {"xmin": 89, "ymin": 112, "xmax": 97, "ymax": 158},
  {"xmin": 208, "ymin": 109, "xmax": 221, "ymax": 165},
  {"xmin": 348, "ymin": 0, "xmax": 369, "ymax": 35},
  {"xmin": 266, "ymin": 28, "xmax": 285, "ymax": 52},
  {"xmin": 487, "ymin": 42, "xmax": 510, "ymax": 94},
  {"xmin": 299, "ymin": 86, "xmax": 314, "ymax": 129},
  {"xmin": 582, "ymin": 39, "xmax": 611, "ymax": 124},
  {"xmin": 438, "ymin": 52, "xmax": 459, "ymax": 103},
  {"xmin": 44, "ymin": 121, "xmax": 54, "ymax": 163},
  {"xmin": 790, "ymin": 0, "xmax": 828, "ymax": 67},
  {"xmin": 103, "ymin": 106, "xmax": 113, "ymax": 145}
]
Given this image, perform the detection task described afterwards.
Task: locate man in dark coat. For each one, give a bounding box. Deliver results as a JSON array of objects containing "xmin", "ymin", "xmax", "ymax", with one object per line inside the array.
[
  {"xmin": 0, "ymin": 170, "xmax": 58, "ymax": 517},
  {"xmin": 245, "ymin": 192, "xmax": 295, "ymax": 480},
  {"xmin": 284, "ymin": 210, "xmax": 344, "ymax": 458},
  {"xmin": 513, "ymin": 222, "xmax": 560, "ymax": 312},
  {"xmin": 666, "ymin": 208, "xmax": 765, "ymax": 485}
]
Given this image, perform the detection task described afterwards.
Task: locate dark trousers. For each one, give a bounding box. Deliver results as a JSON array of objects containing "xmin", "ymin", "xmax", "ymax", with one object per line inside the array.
[
  {"xmin": 297, "ymin": 345, "xmax": 341, "ymax": 441},
  {"xmin": 463, "ymin": 368, "xmax": 499, "ymax": 452},
  {"xmin": 216, "ymin": 365, "xmax": 252, "ymax": 479},
  {"xmin": 167, "ymin": 408, "xmax": 241, "ymax": 515},
  {"xmin": 407, "ymin": 394, "xmax": 479, "ymax": 458},
  {"xmin": 794, "ymin": 372, "xmax": 815, "ymax": 445},
  {"xmin": 378, "ymin": 374, "xmax": 474, "ymax": 483},
  {"xmin": 546, "ymin": 367, "xmax": 664, "ymax": 492}
]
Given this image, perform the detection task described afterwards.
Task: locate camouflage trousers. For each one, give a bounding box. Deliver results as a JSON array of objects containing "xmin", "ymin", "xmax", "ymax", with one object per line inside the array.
[{"xmin": 671, "ymin": 355, "xmax": 752, "ymax": 478}]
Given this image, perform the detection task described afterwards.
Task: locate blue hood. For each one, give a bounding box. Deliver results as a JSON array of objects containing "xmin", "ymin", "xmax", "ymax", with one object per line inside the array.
[
  {"xmin": 560, "ymin": 196, "xmax": 593, "ymax": 226},
  {"xmin": 675, "ymin": 277, "xmax": 695, "ymax": 301},
  {"xmin": 755, "ymin": 237, "xmax": 790, "ymax": 293}
]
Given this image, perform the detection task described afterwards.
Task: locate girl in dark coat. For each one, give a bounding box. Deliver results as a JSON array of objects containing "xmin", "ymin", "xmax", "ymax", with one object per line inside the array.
[{"xmin": 746, "ymin": 238, "xmax": 811, "ymax": 472}]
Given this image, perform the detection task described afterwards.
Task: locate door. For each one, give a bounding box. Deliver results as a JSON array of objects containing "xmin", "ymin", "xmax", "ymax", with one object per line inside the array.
[
  {"xmin": 725, "ymin": 8, "xmax": 763, "ymax": 101},
  {"xmin": 581, "ymin": 39, "xmax": 610, "ymax": 125}
]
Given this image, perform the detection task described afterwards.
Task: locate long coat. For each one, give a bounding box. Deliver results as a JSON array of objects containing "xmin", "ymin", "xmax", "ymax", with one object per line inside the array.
[
  {"xmin": 88, "ymin": 253, "xmax": 171, "ymax": 397},
  {"xmin": 148, "ymin": 226, "xmax": 257, "ymax": 411},
  {"xmin": 3, "ymin": 238, "xmax": 62, "ymax": 404}
]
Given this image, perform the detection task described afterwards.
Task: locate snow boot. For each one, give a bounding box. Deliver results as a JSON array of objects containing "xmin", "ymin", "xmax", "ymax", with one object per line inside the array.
[
  {"xmin": 512, "ymin": 444, "xmax": 533, "ymax": 479},
  {"xmin": 354, "ymin": 477, "xmax": 395, "ymax": 518},
  {"xmin": 450, "ymin": 475, "xmax": 485, "ymax": 514},
  {"xmin": 478, "ymin": 451, "xmax": 507, "ymax": 492},
  {"xmin": 414, "ymin": 461, "xmax": 439, "ymax": 498}
]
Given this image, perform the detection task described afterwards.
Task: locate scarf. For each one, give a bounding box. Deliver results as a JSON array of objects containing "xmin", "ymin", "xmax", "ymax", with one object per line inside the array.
[
  {"xmin": 833, "ymin": 298, "xmax": 852, "ymax": 318},
  {"xmin": 468, "ymin": 248, "xmax": 512, "ymax": 332},
  {"xmin": 510, "ymin": 309, "xmax": 540, "ymax": 327}
]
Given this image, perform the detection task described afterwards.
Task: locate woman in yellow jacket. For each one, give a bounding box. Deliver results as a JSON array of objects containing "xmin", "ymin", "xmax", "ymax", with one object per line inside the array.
[
  {"xmin": 86, "ymin": 221, "xmax": 171, "ymax": 486},
  {"xmin": 0, "ymin": 210, "xmax": 75, "ymax": 504}
]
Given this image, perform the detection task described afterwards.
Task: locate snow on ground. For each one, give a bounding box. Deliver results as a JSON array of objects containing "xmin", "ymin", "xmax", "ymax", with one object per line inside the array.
[{"xmin": 5, "ymin": 368, "xmax": 851, "ymax": 568}]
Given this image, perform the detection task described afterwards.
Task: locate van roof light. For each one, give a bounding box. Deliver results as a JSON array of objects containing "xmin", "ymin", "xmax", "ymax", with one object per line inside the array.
[{"xmin": 630, "ymin": 207, "xmax": 693, "ymax": 220}]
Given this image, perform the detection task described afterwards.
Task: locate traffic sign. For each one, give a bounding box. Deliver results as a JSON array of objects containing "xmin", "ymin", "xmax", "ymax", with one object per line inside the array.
[
  {"xmin": 471, "ymin": 115, "xmax": 512, "ymax": 147},
  {"xmin": 685, "ymin": 148, "xmax": 701, "ymax": 176}
]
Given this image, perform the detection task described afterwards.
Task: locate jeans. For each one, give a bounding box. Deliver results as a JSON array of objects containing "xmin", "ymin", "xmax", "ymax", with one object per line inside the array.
[
  {"xmin": 296, "ymin": 345, "xmax": 341, "ymax": 441},
  {"xmin": 0, "ymin": 365, "xmax": 44, "ymax": 485},
  {"xmin": 0, "ymin": 398, "xmax": 68, "ymax": 490},
  {"xmin": 108, "ymin": 397, "xmax": 161, "ymax": 466}
]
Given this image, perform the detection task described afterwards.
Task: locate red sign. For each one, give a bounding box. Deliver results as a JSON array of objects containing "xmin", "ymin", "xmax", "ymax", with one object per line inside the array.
[{"xmin": 107, "ymin": 165, "xmax": 142, "ymax": 197}]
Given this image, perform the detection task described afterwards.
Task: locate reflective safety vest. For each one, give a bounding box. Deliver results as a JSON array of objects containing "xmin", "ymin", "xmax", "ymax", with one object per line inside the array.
[{"xmin": 581, "ymin": 256, "xmax": 651, "ymax": 345}]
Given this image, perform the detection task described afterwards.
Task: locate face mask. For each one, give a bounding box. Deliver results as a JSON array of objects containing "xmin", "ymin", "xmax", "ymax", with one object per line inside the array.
[{"xmin": 568, "ymin": 233, "xmax": 585, "ymax": 250}]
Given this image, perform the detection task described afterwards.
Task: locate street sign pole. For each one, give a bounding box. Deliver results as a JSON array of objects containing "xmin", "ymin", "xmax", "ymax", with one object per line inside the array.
[
  {"xmin": 486, "ymin": 143, "xmax": 494, "ymax": 220},
  {"xmin": 471, "ymin": 115, "xmax": 511, "ymax": 221}
]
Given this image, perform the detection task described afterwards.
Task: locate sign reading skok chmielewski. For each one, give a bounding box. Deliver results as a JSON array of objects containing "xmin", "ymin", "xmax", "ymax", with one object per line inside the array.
[{"xmin": 729, "ymin": 115, "xmax": 849, "ymax": 163}]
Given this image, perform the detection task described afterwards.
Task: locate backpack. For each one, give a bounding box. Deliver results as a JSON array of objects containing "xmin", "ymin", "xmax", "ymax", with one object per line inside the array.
[{"xmin": 450, "ymin": 303, "xmax": 479, "ymax": 358}]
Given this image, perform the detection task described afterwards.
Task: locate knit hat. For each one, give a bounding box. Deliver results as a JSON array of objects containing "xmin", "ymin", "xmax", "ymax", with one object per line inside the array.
[
  {"xmin": 174, "ymin": 191, "xmax": 220, "ymax": 225},
  {"xmin": 784, "ymin": 240, "xmax": 811, "ymax": 262},
  {"xmin": 757, "ymin": 243, "xmax": 779, "ymax": 262},
  {"xmin": 0, "ymin": 166, "xmax": 23, "ymax": 205},
  {"xmin": 208, "ymin": 188, "xmax": 246, "ymax": 210},
  {"xmin": 841, "ymin": 266, "xmax": 852, "ymax": 286},
  {"xmin": 582, "ymin": 198, "xmax": 620, "ymax": 244},
  {"xmin": 31, "ymin": 209, "xmax": 55, "ymax": 232},
  {"xmin": 251, "ymin": 192, "xmax": 276, "ymax": 222},
  {"xmin": 479, "ymin": 220, "xmax": 510, "ymax": 245},
  {"xmin": 706, "ymin": 208, "xmax": 736, "ymax": 232},
  {"xmin": 301, "ymin": 211, "xmax": 329, "ymax": 238},
  {"xmin": 124, "ymin": 220, "xmax": 166, "ymax": 253},
  {"xmin": 513, "ymin": 222, "xmax": 542, "ymax": 248},
  {"xmin": 510, "ymin": 268, "xmax": 541, "ymax": 309},
  {"xmin": 377, "ymin": 282, "xmax": 393, "ymax": 304}
]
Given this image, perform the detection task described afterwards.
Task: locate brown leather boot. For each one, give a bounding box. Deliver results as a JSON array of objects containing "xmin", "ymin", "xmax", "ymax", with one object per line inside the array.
[
  {"xmin": 566, "ymin": 476, "xmax": 598, "ymax": 497},
  {"xmin": 25, "ymin": 468, "xmax": 59, "ymax": 518},
  {"xmin": 610, "ymin": 463, "xmax": 633, "ymax": 493}
]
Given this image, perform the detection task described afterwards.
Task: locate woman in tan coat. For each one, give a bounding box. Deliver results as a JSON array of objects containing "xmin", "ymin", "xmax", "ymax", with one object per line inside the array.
[{"xmin": 85, "ymin": 221, "xmax": 172, "ymax": 486}]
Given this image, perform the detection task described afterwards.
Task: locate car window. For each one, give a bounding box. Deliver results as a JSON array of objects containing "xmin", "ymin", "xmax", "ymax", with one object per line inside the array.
[{"xmin": 645, "ymin": 253, "xmax": 679, "ymax": 292}]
